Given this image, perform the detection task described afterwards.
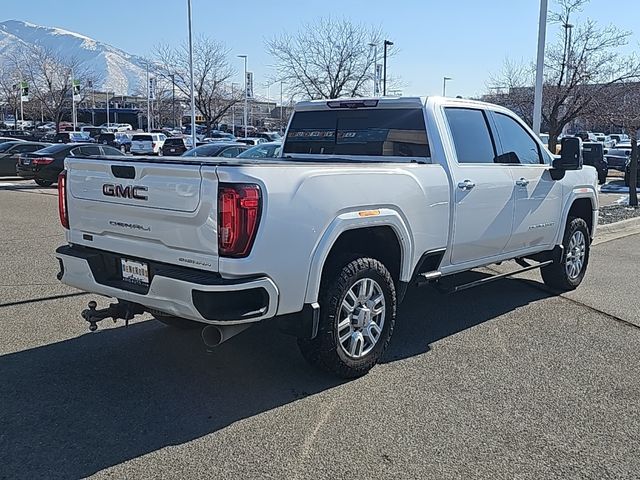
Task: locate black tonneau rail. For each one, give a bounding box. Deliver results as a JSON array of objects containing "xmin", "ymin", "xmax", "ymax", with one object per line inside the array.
[{"xmin": 71, "ymin": 155, "xmax": 426, "ymax": 166}]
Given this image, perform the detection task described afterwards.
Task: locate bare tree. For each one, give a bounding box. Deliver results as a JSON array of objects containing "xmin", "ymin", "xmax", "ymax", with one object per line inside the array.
[
  {"xmin": 486, "ymin": 0, "xmax": 640, "ymax": 151},
  {"xmin": 17, "ymin": 45, "xmax": 97, "ymax": 131},
  {"xmin": 153, "ymin": 36, "xmax": 239, "ymax": 135},
  {"xmin": 599, "ymin": 82, "xmax": 640, "ymax": 206},
  {"xmin": 0, "ymin": 60, "xmax": 21, "ymax": 128},
  {"xmin": 267, "ymin": 17, "xmax": 391, "ymax": 100}
]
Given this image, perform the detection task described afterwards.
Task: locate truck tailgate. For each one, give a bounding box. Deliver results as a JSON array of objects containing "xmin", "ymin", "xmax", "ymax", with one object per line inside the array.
[{"xmin": 65, "ymin": 157, "xmax": 219, "ymax": 271}]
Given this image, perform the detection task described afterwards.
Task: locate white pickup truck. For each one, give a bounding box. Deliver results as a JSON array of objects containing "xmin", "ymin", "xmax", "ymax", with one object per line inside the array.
[{"xmin": 55, "ymin": 96, "xmax": 598, "ymax": 378}]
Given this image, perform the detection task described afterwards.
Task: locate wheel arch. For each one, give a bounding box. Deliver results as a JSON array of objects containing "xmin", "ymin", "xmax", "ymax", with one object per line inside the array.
[
  {"xmin": 303, "ymin": 209, "xmax": 413, "ymax": 305},
  {"xmin": 556, "ymin": 192, "xmax": 597, "ymax": 244}
]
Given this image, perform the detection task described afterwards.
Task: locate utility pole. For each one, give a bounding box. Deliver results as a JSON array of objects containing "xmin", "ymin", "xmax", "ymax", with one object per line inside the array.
[
  {"xmin": 383, "ymin": 39, "xmax": 393, "ymax": 96},
  {"xmin": 443, "ymin": 77, "xmax": 452, "ymax": 97},
  {"xmin": 280, "ymin": 81, "xmax": 283, "ymax": 129},
  {"xmin": 237, "ymin": 55, "xmax": 248, "ymax": 138},
  {"xmin": 187, "ymin": 0, "xmax": 197, "ymax": 147},
  {"xmin": 106, "ymin": 90, "xmax": 110, "ymax": 128},
  {"xmin": 170, "ymin": 73, "xmax": 176, "ymax": 128},
  {"xmin": 533, "ymin": 0, "xmax": 549, "ymax": 135},
  {"xmin": 146, "ymin": 62, "xmax": 150, "ymax": 132}
]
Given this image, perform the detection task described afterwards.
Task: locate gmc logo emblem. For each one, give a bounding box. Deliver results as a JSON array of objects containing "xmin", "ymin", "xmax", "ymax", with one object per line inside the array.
[{"xmin": 102, "ymin": 183, "xmax": 148, "ymax": 200}]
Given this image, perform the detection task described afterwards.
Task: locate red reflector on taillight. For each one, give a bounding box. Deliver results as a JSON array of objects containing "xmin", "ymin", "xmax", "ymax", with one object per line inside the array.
[
  {"xmin": 218, "ymin": 183, "xmax": 261, "ymax": 258},
  {"xmin": 58, "ymin": 170, "xmax": 69, "ymax": 229},
  {"xmin": 33, "ymin": 157, "xmax": 55, "ymax": 165}
]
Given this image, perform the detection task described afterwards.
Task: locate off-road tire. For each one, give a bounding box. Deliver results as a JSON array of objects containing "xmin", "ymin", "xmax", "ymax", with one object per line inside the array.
[
  {"xmin": 297, "ymin": 257, "xmax": 396, "ymax": 379},
  {"xmin": 541, "ymin": 216, "xmax": 590, "ymax": 291}
]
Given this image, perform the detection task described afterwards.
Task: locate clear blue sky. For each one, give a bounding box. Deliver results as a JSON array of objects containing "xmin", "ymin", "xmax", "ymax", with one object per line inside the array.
[{"xmin": 4, "ymin": 0, "xmax": 639, "ymax": 98}]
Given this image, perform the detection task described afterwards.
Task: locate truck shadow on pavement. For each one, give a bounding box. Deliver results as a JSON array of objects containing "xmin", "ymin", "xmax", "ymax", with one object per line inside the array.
[{"xmin": 0, "ymin": 273, "xmax": 552, "ymax": 479}]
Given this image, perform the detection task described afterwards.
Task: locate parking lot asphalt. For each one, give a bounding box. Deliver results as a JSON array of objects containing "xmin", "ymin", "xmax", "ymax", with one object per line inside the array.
[{"xmin": 1, "ymin": 181, "xmax": 639, "ymax": 480}]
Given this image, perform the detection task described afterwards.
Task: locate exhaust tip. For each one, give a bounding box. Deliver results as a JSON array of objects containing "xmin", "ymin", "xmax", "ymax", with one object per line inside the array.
[{"xmin": 201, "ymin": 325, "xmax": 223, "ymax": 348}]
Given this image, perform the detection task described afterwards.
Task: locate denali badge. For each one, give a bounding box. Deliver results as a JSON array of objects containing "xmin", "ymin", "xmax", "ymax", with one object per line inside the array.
[{"xmin": 103, "ymin": 183, "xmax": 148, "ymax": 200}]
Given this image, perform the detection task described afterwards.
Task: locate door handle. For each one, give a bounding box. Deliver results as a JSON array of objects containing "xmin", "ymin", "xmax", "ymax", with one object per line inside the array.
[
  {"xmin": 457, "ymin": 179, "xmax": 476, "ymax": 191},
  {"xmin": 515, "ymin": 178, "xmax": 530, "ymax": 187}
]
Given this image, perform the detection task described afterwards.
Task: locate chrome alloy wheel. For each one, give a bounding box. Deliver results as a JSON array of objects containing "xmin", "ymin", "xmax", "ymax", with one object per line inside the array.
[
  {"xmin": 337, "ymin": 278, "xmax": 386, "ymax": 359},
  {"xmin": 565, "ymin": 230, "xmax": 586, "ymax": 280}
]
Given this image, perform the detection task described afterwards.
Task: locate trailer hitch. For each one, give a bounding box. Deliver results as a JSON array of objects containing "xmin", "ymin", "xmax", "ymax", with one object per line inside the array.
[{"xmin": 82, "ymin": 300, "xmax": 145, "ymax": 331}]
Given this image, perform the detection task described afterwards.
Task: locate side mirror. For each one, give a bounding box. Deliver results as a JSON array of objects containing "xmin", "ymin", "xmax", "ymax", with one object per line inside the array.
[{"xmin": 553, "ymin": 137, "xmax": 583, "ymax": 171}]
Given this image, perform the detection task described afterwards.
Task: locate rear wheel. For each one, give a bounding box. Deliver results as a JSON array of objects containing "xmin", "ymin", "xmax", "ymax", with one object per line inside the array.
[
  {"xmin": 154, "ymin": 314, "xmax": 202, "ymax": 329},
  {"xmin": 297, "ymin": 257, "xmax": 396, "ymax": 378},
  {"xmin": 35, "ymin": 178, "xmax": 53, "ymax": 187},
  {"xmin": 541, "ymin": 217, "xmax": 590, "ymax": 291}
]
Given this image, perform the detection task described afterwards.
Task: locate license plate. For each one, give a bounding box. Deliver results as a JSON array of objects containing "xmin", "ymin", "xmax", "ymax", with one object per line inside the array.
[
  {"xmin": 121, "ymin": 258, "xmax": 149, "ymax": 285},
  {"xmin": 22, "ymin": 159, "xmax": 30, "ymax": 165},
  {"xmin": 170, "ymin": 148, "xmax": 176, "ymax": 152}
]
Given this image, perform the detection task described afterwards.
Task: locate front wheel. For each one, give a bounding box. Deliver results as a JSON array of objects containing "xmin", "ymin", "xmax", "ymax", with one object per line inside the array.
[
  {"xmin": 541, "ymin": 217, "xmax": 590, "ymax": 291},
  {"xmin": 297, "ymin": 257, "xmax": 396, "ymax": 378}
]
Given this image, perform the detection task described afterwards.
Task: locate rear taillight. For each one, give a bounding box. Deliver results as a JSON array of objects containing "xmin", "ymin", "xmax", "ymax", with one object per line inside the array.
[
  {"xmin": 58, "ymin": 170, "xmax": 69, "ymax": 229},
  {"xmin": 218, "ymin": 183, "xmax": 261, "ymax": 258},
  {"xmin": 32, "ymin": 157, "xmax": 55, "ymax": 165}
]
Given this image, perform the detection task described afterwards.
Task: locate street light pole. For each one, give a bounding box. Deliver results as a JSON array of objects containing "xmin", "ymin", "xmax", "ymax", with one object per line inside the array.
[
  {"xmin": 279, "ymin": 81, "xmax": 283, "ymax": 127},
  {"xmin": 238, "ymin": 55, "xmax": 248, "ymax": 138},
  {"xmin": 170, "ymin": 73, "xmax": 176, "ymax": 128},
  {"xmin": 442, "ymin": 77, "xmax": 452, "ymax": 97},
  {"xmin": 187, "ymin": 0, "xmax": 197, "ymax": 148},
  {"xmin": 533, "ymin": 0, "xmax": 549, "ymax": 135},
  {"xmin": 383, "ymin": 39, "xmax": 393, "ymax": 96},
  {"xmin": 368, "ymin": 43, "xmax": 378, "ymax": 96}
]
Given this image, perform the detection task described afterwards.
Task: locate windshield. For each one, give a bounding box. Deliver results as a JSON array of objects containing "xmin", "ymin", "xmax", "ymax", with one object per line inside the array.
[
  {"xmin": 238, "ymin": 143, "xmax": 282, "ymax": 158},
  {"xmin": 35, "ymin": 144, "xmax": 73, "ymax": 154},
  {"xmin": 283, "ymin": 108, "xmax": 430, "ymax": 158},
  {"xmin": 181, "ymin": 144, "xmax": 226, "ymax": 157},
  {"xmin": 0, "ymin": 142, "xmax": 19, "ymax": 153}
]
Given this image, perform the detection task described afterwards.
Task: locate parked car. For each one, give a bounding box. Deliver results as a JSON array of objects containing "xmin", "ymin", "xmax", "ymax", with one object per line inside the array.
[
  {"xmin": 56, "ymin": 96, "xmax": 597, "ymax": 378},
  {"xmin": 256, "ymin": 131, "xmax": 282, "ymax": 142},
  {"xmin": 237, "ymin": 141, "xmax": 282, "ymax": 159},
  {"xmin": 0, "ymin": 130, "xmax": 34, "ymax": 141},
  {"xmin": 236, "ymin": 137, "xmax": 267, "ymax": 146},
  {"xmin": 609, "ymin": 134, "xmax": 629, "ymax": 145},
  {"xmin": 54, "ymin": 131, "xmax": 92, "ymax": 143},
  {"xmin": 604, "ymin": 142, "xmax": 634, "ymax": 172},
  {"xmin": 204, "ymin": 131, "xmax": 236, "ymax": 142},
  {"xmin": 180, "ymin": 142, "xmax": 248, "ymax": 157},
  {"xmin": 80, "ymin": 126, "xmax": 104, "ymax": 139},
  {"xmin": 162, "ymin": 136, "xmax": 194, "ymax": 156},
  {"xmin": 130, "ymin": 133, "xmax": 166, "ymax": 156},
  {"xmin": 575, "ymin": 131, "xmax": 597, "ymax": 143},
  {"xmin": 97, "ymin": 132, "xmax": 132, "ymax": 153},
  {"xmin": 594, "ymin": 134, "xmax": 616, "ymax": 148},
  {"xmin": 16, "ymin": 143, "xmax": 125, "ymax": 186},
  {"xmin": 582, "ymin": 142, "xmax": 608, "ymax": 184},
  {"xmin": 0, "ymin": 141, "xmax": 51, "ymax": 176}
]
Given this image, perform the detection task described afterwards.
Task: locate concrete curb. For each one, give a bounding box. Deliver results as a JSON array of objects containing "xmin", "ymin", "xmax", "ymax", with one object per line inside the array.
[{"xmin": 594, "ymin": 215, "xmax": 640, "ymax": 245}]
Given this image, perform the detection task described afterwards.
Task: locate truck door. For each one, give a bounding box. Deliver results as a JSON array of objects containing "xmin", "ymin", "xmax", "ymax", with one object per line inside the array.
[
  {"xmin": 444, "ymin": 107, "xmax": 515, "ymax": 265},
  {"xmin": 488, "ymin": 111, "xmax": 562, "ymax": 252}
]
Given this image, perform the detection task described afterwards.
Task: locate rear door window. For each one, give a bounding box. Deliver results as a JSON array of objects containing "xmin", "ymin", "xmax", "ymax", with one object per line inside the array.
[
  {"xmin": 284, "ymin": 108, "xmax": 430, "ymax": 158},
  {"xmin": 444, "ymin": 108, "xmax": 496, "ymax": 164}
]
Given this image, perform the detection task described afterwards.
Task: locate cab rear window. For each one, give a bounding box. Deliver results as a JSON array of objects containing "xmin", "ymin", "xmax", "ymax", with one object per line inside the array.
[{"xmin": 284, "ymin": 108, "xmax": 430, "ymax": 158}]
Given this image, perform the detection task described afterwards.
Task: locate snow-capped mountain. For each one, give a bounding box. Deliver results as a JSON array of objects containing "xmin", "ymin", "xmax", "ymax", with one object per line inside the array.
[{"xmin": 0, "ymin": 20, "xmax": 147, "ymax": 95}]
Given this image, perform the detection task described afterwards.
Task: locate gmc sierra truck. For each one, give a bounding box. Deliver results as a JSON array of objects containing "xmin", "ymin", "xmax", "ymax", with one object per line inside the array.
[{"xmin": 55, "ymin": 96, "xmax": 598, "ymax": 378}]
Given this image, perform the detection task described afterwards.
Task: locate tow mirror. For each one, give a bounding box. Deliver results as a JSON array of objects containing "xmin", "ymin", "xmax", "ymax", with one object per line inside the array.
[{"xmin": 554, "ymin": 136, "xmax": 583, "ymax": 171}]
